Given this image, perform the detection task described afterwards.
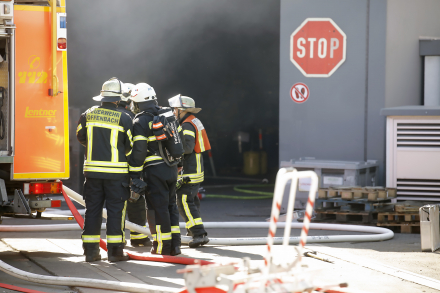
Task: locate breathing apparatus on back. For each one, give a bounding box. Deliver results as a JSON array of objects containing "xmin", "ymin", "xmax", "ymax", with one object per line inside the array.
[{"xmin": 131, "ymin": 83, "xmax": 184, "ymax": 166}]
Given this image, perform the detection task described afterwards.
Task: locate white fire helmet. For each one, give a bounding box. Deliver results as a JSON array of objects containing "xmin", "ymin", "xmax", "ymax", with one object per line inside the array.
[
  {"xmin": 121, "ymin": 82, "xmax": 135, "ymax": 102},
  {"xmin": 130, "ymin": 83, "xmax": 157, "ymax": 102},
  {"xmin": 93, "ymin": 77, "xmax": 124, "ymax": 102},
  {"xmin": 168, "ymin": 94, "xmax": 201, "ymax": 113}
]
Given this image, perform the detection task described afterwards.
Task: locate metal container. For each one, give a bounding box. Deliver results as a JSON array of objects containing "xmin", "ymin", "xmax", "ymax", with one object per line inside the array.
[
  {"xmin": 279, "ymin": 158, "xmax": 379, "ymax": 212},
  {"xmin": 243, "ymin": 151, "xmax": 260, "ymax": 175},
  {"xmin": 420, "ymin": 204, "xmax": 440, "ymax": 252}
]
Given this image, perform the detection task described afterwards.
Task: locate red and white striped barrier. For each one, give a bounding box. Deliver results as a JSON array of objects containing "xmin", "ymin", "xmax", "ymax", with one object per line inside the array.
[{"xmin": 264, "ymin": 168, "xmax": 319, "ymax": 274}]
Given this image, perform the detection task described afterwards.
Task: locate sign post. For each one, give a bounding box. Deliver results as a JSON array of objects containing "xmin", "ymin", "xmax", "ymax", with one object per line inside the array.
[{"xmin": 290, "ymin": 18, "xmax": 346, "ymax": 77}]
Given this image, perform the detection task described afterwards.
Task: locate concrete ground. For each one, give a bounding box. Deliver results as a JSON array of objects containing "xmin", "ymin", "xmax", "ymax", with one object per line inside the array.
[{"xmin": 0, "ymin": 182, "xmax": 439, "ymax": 293}]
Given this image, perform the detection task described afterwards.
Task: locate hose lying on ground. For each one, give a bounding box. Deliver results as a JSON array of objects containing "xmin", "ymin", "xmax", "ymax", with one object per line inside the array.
[
  {"xmin": 0, "ymin": 185, "xmax": 394, "ymax": 246},
  {"xmin": 0, "ymin": 221, "xmax": 394, "ymax": 245},
  {"xmin": 0, "ymin": 260, "xmax": 179, "ymax": 293},
  {"xmin": 0, "ymin": 282, "xmax": 46, "ymax": 293}
]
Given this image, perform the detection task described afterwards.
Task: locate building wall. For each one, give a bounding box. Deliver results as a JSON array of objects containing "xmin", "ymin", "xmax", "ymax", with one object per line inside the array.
[
  {"xmin": 385, "ymin": 0, "xmax": 440, "ymax": 108},
  {"xmin": 280, "ymin": 0, "xmax": 387, "ymax": 184}
]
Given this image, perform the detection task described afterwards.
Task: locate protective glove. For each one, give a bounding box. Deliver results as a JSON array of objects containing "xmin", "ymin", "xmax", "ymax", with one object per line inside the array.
[{"xmin": 131, "ymin": 178, "xmax": 147, "ymax": 195}]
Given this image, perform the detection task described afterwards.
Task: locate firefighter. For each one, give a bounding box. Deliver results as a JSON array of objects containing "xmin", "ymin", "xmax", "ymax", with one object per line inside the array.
[
  {"xmin": 128, "ymin": 83, "xmax": 181, "ymax": 256},
  {"xmin": 168, "ymin": 95, "xmax": 210, "ymax": 248},
  {"xmin": 117, "ymin": 82, "xmax": 151, "ymax": 247},
  {"xmin": 76, "ymin": 77, "xmax": 133, "ymax": 262}
]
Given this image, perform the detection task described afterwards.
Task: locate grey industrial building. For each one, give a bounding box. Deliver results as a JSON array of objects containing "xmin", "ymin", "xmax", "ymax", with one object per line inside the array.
[{"xmin": 279, "ymin": 0, "xmax": 440, "ymax": 187}]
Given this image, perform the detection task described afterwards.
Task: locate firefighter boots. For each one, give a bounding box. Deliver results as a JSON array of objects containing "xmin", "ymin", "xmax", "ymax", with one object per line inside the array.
[
  {"xmin": 188, "ymin": 235, "xmax": 210, "ymax": 248},
  {"xmin": 85, "ymin": 249, "xmax": 101, "ymax": 262},
  {"xmin": 108, "ymin": 245, "xmax": 129, "ymax": 262},
  {"xmin": 171, "ymin": 246, "xmax": 181, "ymax": 256}
]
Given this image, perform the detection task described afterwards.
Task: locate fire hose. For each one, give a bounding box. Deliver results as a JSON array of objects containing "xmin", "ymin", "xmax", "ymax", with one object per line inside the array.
[
  {"xmin": 61, "ymin": 185, "xmax": 396, "ymax": 245},
  {"xmin": 205, "ymin": 184, "xmax": 274, "ymax": 199},
  {"xmin": 0, "ymin": 185, "xmax": 394, "ymax": 245},
  {"xmin": 0, "ymin": 260, "xmax": 179, "ymax": 293}
]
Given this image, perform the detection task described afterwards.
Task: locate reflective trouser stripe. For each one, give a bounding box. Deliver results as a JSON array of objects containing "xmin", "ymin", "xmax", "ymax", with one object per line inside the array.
[
  {"xmin": 156, "ymin": 225, "xmax": 162, "ymax": 254},
  {"xmin": 171, "ymin": 226, "xmax": 180, "ymax": 234},
  {"xmin": 152, "ymin": 233, "xmax": 172, "ymax": 241},
  {"xmin": 82, "ymin": 235, "xmax": 100, "ymax": 243},
  {"xmin": 130, "ymin": 233, "xmax": 148, "ymax": 239},
  {"xmin": 107, "ymin": 235, "xmax": 123, "ymax": 243},
  {"xmin": 131, "ymin": 226, "xmax": 148, "ymax": 239},
  {"xmin": 87, "ymin": 126, "xmax": 93, "ymax": 160},
  {"xmin": 182, "ymin": 194, "xmax": 196, "ymax": 228},
  {"xmin": 198, "ymin": 131, "xmax": 205, "ymax": 152},
  {"xmin": 121, "ymin": 201, "xmax": 127, "ymax": 242},
  {"xmin": 186, "ymin": 217, "xmax": 203, "ymax": 229}
]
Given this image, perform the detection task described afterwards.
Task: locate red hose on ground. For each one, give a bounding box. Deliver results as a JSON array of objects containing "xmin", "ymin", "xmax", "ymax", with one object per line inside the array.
[
  {"xmin": 178, "ymin": 287, "xmax": 226, "ymax": 293},
  {"xmin": 0, "ymin": 283, "xmax": 47, "ymax": 293},
  {"xmin": 61, "ymin": 185, "xmax": 213, "ymax": 265}
]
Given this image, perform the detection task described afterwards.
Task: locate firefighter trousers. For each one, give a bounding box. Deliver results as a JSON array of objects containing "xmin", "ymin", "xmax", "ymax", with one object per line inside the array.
[
  {"xmin": 82, "ymin": 176, "xmax": 130, "ymax": 251},
  {"xmin": 144, "ymin": 163, "xmax": 180, "ymax": 255},
  {"xmin": 177, "ymin": 183, "xmax": 207, "ymax": 238},
  {"xmin": 127, "ymin": 195, "xmax": 149, "ymax": 241}
]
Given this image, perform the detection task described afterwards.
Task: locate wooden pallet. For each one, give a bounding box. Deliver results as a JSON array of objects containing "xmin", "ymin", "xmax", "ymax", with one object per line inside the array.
[
  {"xmin": 318, "ymin": 186, "xmax": 397, "ymax": 201},
  {"xmin": 377, "ymin": 212, "xmax": 420, "ymax": 222},
  {"xmin": 377, "ymin": 223, "xmax": 420, "ymax": 234},
  {"xmin": 314, "ymin": 209, "xmax": 377, "ymax": 224},
  {"xmin": 315, "ymin": 197, "xmax": 391, "ymax": 212},
  {"xmin": 377, "ymin": 211, "xmax": 420, "ymax": 234}
]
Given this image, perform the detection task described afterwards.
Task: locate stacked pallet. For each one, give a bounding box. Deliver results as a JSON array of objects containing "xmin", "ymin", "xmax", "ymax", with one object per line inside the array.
[
  {"xmin": 313, "ymin": 187, "xmax": 397, "ymax": 225},
  {"xmin": 318, "ymin": 186, "xmax": 397, "ymax": 201},
  {"xmin": 377, "ymin": 201, "xmax": 422, "ymax": 234}
]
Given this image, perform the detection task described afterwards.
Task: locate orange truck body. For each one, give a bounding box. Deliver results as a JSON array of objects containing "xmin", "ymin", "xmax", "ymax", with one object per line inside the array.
[{"xmin": 13, "ymin": 2, "xmax": 69, "ymax": 181}]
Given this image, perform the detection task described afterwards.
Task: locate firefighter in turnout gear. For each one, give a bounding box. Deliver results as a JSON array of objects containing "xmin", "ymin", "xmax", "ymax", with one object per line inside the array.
[
  {"xmin": 118, "ymin": 82, "xmax": 152, "ymax": 247},
  {"xmin": 169, "ymin": 95, "xmax": 210, "ymax": 248},
  {"xmin": 76, "ymin": 78, "xmax": 133, "ymax": 262},
  {"xmin": 128, "ymin": 83, "xmax": 182, "ymax": 256}
]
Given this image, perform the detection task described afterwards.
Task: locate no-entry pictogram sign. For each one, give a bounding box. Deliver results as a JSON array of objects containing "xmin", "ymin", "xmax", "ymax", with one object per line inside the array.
[
  {"xmin": 290, "ymin": 18, "xmax": 346, "ymax": 77},
  {"xmin": 290, "ymin": 83, "xmax": 309, "ymax": 103}
]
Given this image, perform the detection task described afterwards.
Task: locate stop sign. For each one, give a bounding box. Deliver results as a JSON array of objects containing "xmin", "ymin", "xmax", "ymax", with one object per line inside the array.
[{"xmin": 290, "ymin": 18, "xmax": 346, "ymax": 77}]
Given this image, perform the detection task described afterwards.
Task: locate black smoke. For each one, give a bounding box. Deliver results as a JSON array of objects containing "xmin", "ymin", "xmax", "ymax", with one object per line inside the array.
[{"xmin": 66, "ymin": 0, "xmax": 280, "ymax": 179}]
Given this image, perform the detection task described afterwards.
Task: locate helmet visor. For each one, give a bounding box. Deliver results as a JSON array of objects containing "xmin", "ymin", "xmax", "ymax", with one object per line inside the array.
[{"xmin": 168, "ymin": 94, "xmax": 183, "ymax": 108}]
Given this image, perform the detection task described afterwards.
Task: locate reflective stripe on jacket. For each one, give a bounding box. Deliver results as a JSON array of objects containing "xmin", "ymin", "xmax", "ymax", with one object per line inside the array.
[
  {"xmin": 179, "ymin": 115, "xmax": 206, "ymax": 183},
  {"xmin": 77, "ymin": 103, "xmax": 133, "ymax": 179},
  {"xmin": 182, "ymin": 115, "xmax": 211, "ymax": 153}
]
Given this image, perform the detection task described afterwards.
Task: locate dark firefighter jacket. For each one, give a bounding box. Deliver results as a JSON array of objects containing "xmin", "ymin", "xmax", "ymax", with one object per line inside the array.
[
  {"xmin": 128, "ymin": 102, "xmax": 165, "ymax": 179},
  {"xmin": 179, "ymin": 114, "xmax": 204, "ymax": 184},
  {"xmin": 77, "ymin": 102, "xmax": 133, "ymax": 180}
]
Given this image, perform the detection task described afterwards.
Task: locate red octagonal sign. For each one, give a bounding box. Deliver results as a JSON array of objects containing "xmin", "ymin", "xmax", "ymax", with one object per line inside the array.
[{"xmin": 290, "ymin": 18, "xmax": 346, "ymax": 77}]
